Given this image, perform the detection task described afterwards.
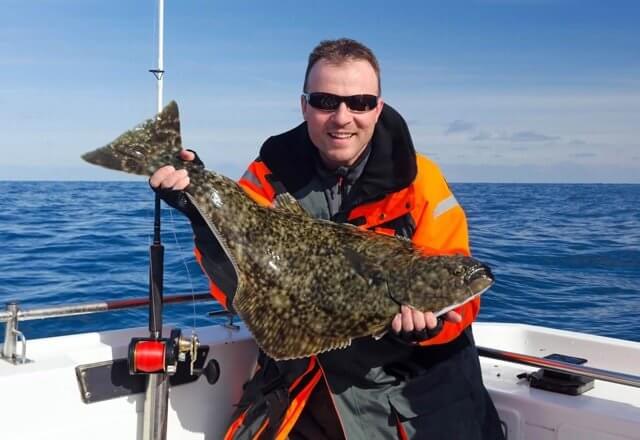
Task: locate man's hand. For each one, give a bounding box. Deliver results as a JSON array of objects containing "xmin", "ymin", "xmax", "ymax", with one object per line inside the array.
[
  {"xmin": 148, "ymin": 149, "xmax": 202, "ymax": 220},
  {"xmin": 391, "ymin": 305, "xmax": 462, "ymax": 341},
  {"xmin": 149, "ymin": 149, "xmax": 195, "ymax": 190}
]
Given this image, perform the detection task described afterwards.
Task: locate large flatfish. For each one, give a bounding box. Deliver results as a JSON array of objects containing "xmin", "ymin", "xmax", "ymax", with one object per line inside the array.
[{"xmin": 82, "ymin": 102, "xmax": 494, "ymax": 360}]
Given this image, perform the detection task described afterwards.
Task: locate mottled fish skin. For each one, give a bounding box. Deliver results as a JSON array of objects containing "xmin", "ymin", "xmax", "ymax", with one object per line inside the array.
[{"xmin": 82, "ymin": 101, "xmax": 495, "ymax": 360}]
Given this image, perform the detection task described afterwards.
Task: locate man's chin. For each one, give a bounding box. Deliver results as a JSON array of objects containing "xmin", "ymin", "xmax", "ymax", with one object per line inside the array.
[{"xmin": 318, "ymin": 149, "xmax": 360, "ymax": 168}]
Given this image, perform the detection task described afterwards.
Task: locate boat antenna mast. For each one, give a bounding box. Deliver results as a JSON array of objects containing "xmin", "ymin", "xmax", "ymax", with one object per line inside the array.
[{"xmin": 149, "ymin": 0, "xmax": 164, "ymax": 114}]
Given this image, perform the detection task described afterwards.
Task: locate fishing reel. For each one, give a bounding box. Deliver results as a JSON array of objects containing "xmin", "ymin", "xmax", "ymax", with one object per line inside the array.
[
  {"xmin": 128, "ymin": 328, "xmax": 220, "ymax": 384},
  {"xmin": 129, "ymin": 328, "xmax": 197, "ymax": 375}
]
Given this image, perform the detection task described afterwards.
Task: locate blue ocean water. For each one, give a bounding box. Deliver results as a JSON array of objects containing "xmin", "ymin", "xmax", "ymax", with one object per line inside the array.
[{"xmin": 0, "ymin": 181, "xmax": 638, "ymax": 343}]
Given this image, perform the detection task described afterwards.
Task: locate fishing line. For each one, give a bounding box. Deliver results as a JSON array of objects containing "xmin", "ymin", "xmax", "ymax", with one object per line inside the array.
[
  {"xmin": 166, "ymin": 206, "xmax": 199, "ymax": 332},
  {"xmin": 143, "ymin": 195, "xmax": 199, "ymax": 331},
  {"xmin": 141, "ymin": 195, "xmax": 198, "ymax": 333}
]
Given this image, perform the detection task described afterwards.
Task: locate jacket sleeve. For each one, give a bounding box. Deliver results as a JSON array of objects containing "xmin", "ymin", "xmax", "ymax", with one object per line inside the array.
[
  {"xmin": 194, "ymin": 159, "xmax": 277, "ymax": 310},
  {"xmin": 410, "ymin": 155, "xmax": 480, "ymax": 347}
]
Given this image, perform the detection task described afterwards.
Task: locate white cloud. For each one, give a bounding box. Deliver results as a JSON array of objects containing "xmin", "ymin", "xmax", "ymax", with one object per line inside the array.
[
  {"xmin": 445, "ymin": 120, "xmax": 475, "ymax": 135},
  {"xmin": 470, "ymin": 132, "xmax": 492, "ymax": 142},
  {"xmin": 506, "ymin": 131, "xmax": 560, "ymax": 142}
]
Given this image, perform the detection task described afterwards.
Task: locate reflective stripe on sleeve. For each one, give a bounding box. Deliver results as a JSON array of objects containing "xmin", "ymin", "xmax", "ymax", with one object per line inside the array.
[
  {"xmin": 240, "ymin": 168, "xmax": 262, "ymax": 187},
  {"xmin": 433, "ymin": 194, "xmax": 459, "ymax": 219}
]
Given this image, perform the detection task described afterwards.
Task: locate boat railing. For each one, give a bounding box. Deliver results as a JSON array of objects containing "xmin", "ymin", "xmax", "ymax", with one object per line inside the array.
[
  {"xmin": 3, "ymin": 301, "xmax": 640, "ymax": 389},
  {"xmin": 477, "ymin": 345, "xmax": 640, "ymax": 389},
  {"xmin": 1, "ymin": 293, "xmax": 216, "ymax": 364}
]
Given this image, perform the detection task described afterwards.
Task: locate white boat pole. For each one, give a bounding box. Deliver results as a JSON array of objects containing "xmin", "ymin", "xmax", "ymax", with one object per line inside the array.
[
  {"xmin": 143, "ymin": 1, "xmax": 169, "ymax": 439},
  {"xmin": 156, "ymin": 0, "xmax": 164, "ymax": 112},
  {"xmin": 150, "ymin": 0, "xmax": 165, "ymax": 113}
]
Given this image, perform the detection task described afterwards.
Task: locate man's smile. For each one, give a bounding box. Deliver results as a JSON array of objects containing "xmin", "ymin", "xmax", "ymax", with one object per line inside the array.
[{"xmin": 328, "ymin": 132, "xmax": 355, "ymax": 139}]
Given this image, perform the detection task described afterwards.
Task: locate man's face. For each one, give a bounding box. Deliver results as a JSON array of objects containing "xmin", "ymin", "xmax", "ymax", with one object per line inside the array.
[{"xmin": 302, "ymin": 59, "xmax": 384, "ymax": 169}]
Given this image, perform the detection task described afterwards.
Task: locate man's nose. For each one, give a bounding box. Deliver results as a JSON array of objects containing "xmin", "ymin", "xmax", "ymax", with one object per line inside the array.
[{"xmin": 331, "ymin": 102, "xmax": 352, "ymax": 125}]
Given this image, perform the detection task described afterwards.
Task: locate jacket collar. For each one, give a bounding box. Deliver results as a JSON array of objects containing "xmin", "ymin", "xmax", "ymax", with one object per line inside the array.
[{"xmin": 259, "ymin": 103, "xmax": 417, "ymax": 204}]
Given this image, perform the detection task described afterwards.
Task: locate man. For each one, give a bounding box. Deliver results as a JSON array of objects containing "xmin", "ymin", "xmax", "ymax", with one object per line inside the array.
[{"xmin": 151, "ymin": 39, "xmax": 504, "ymax": 439}]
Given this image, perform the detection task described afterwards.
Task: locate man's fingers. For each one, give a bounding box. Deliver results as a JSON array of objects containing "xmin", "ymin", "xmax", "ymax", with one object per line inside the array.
[
  {"xmin": 444, "ymin": 310, "xmax": 462, "ymax": 323},
  {"xmin": 149, "ymin": 166, "xmax": 176, "ymax": 188},
  {"xmin": 424, "ymin": 311, "xmax": 438, "ymax": 330},
  {"xmin": 168, "ymin": 169, "xmax": 190, "ymax": 190},
  {"xmin": 392, "ymin": 307, "xmax": 463, "ymax": 336},
  {"xmin": 179, "ymin": 149, "xmax": 196, "ymax": 161},
  {"xmin": 401, "ymin": 305, "xmax": 414, "ymax": 332},
  {"xmin": 412, "ymin": 309, "xmax": 427, "ymax": 331},
  {"xmin": 150, "ymin": 167, "xmax": 190, "ymax": 191},
  {"xmin": 149, "ymin": 149, "xmax": 195, "ymax": 189},
  {"xmin": 160, "ymin": 168, "xmax": 189, "ymax": 190},
  {"xmin": 391, "ymin": 313, "xmax": 402, "ymax": 333},
  {"xmin": 173, "ymin": 175, "xmax": 190, "ymax": 191}
]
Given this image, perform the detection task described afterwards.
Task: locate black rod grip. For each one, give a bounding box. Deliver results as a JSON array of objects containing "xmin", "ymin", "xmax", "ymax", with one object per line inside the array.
[
  {"xmin": 149, "ymin": 192, "xmax": 164, "ymax": 337},
  {"xmin": 153, "ymin": 193, "xmax": 162, "ymax": 245},
  {"xmin": 149, "ymin": 243, "xmax": 164, "ymax": 336}
]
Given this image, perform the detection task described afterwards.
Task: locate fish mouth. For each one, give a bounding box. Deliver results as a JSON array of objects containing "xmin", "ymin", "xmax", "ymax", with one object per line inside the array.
[{"xmin": 465, "ymin": 263, "xmax": 495, "ymax": 294}]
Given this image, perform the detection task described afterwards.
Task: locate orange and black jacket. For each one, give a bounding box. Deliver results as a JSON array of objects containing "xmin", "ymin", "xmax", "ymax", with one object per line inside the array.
[{"xmin": 192, "ymin": 104, "xmax": 503, "ymax": 439}]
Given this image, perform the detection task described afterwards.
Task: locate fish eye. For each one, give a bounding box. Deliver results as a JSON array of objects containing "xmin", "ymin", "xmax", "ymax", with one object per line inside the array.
[{"xmin": 129, "ymin": 145, "xmax": 146, "ymax": 159}]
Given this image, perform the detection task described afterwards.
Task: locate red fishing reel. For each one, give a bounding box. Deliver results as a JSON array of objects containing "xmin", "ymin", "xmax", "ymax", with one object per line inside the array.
[{"xmin": 128, "ymin": 328, "xmax": 199, "ymax": 375}]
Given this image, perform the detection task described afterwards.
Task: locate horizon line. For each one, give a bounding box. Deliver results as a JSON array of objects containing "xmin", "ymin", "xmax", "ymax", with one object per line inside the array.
[{"xmin": 1, "ymin": 180, "xmax": 638, "ymax": 186}]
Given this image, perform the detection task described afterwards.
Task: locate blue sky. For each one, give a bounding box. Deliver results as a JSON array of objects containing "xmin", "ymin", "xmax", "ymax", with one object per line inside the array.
[{"xmin": 2, "ymin": 0, "xmax": 638, "ymax": 182}]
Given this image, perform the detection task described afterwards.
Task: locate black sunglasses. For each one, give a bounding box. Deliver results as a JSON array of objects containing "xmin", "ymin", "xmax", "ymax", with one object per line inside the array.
[{"xmin": 303, "ymin": 92, "xmax": 378, "ymax": 113}]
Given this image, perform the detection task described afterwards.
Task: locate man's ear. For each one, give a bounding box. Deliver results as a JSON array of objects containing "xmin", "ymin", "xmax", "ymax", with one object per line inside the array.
[
  {"xmin": 300, "ymin": 94, "xmax": 308, "ymax": 120},
  {"xmin": 374, "ymin": 97, "xmax": 385, "ymax": 122}
]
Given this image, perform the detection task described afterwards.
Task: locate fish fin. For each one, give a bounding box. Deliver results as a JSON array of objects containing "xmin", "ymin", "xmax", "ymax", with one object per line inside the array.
[
  {"xmin": 341, "ymin": 246, "xmax": 411, "ymax": 325},
  {"xmin": 343, "ymin": 247, "xmax": 389, "ymax": 290},
  {"xmin": 343, "ymin": 247, "xmax": 377, "ymax": 275},
  {"xmin": 232, "ymin": 287, "xmax": 353, "ymax": 360},
  {"xmin": 272, "ymin": 192, "xmax": 308, "ymax": 216},
  {"xmin": 184, "ymin": 192, "xmax": 243, "ymax": 304},
  {"xmin": 269, "ymin": 335, "xmax": 353, "ymax": 361}
]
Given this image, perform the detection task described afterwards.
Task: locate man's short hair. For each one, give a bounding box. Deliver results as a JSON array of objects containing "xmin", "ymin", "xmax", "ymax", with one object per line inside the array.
[{"xmin": 303, "ymin": 38, "xmax": 381, "ymax": 94}]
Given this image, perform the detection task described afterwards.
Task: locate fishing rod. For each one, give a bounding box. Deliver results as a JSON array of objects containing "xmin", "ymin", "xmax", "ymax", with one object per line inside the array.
[{"xmin": 124, "ymin": 2, "xmax": 217, "ymax": 439}]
